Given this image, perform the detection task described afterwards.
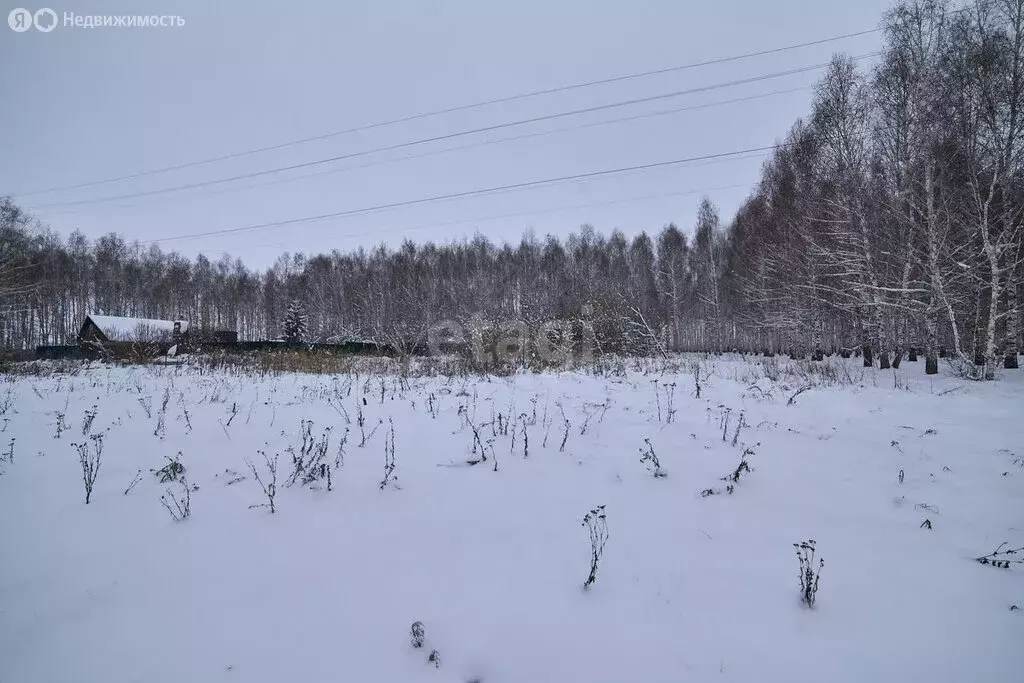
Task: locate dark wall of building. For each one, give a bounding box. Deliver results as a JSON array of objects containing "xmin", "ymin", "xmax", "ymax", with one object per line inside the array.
[{"xmin": 37, "ymin": 339, "xmax": 392, "ymax": 361}]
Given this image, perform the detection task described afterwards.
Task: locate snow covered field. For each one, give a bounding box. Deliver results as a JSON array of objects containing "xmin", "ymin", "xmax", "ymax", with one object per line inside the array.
[{"xmin": 0, "ymin": 355, "xmax": 1021, "ymax": 683}]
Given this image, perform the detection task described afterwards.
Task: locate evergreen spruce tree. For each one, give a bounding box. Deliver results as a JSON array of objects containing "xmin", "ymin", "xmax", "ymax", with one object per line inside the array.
[{"xmin": 282, "ymin": 299, "xmax": 307, "ymax": 343}]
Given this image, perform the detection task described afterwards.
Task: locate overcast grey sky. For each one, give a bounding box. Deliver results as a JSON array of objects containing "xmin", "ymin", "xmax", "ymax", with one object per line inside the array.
[{"xmin": 1, "ymin": 0, "xmax": 892, "ymax": 268}]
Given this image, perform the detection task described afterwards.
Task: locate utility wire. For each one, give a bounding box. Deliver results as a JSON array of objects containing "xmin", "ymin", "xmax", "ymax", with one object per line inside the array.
[
  {"xmin": 149, "ymin": 143, "xmax": 787, "ymax": 244},
  {"xmin": 13, "ymin": 28, "xmax": 879, "ymax": 198},
  {"xmin": 196, "ymin": 181, "xmax": 755, "ymax": 257},
  {"xmin": 294, "ymin": 183, "xmax": 757, "ymax": 247},
  {"xmin": 44, "ymin": 85, "xmax": 809, "ymax": 216},
  {"xmin": 31, "ymin": 56, "xmax": 876, "ymax": 211},
  {"xmin": 158, "ymin": 150, "xmax": 770, "ymax": 242}
]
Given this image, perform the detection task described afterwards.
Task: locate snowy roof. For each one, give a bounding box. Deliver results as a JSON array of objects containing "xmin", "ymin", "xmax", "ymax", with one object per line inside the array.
[{"xmin": 85, "ymin": 315, "xmax": 189, "ymax": 342}]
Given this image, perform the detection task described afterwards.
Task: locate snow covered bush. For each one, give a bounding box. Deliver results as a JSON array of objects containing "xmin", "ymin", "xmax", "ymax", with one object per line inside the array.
[
  {"xmin": 698, "ymin": 448, "xmax": 754, "ymax": 497},
  {"xmin": 334, "ymin": 426, "xmax": 349, "ymax": 469},
  {"xmin": 408, "ymin": 622, "xmax": 440, "ymax": 668},
  {"xmin": 0, "ymin": 437, "xmax": 12, "ymax": 475},
  {"xmin": 357, "ymin": 402, "xmax": 383, "ymax": 448},
  {"xmin": 285, "ymin": 419, "xmax": 332, "ymax": 490},
  {"xmin": 153, "ymin": 388, "xmax": 171, "ymax": 440},
  {"xmin": 794, "ymin": 539, "xmax": 824, "ymax": 608},
  {"xmin": 160, "ymin": 478, "xmax": 192, "ymax": 522},
  {"xmin": 689, "ymin": 358, "xmax": 713, "ymax": 398},
  {"xmin": 582, "ymin": 505, "xmax": 609, "ymax": 590},
  {"xmin": 72, "ymin": 433, "xmax": 104, "ymax": 504},
  {"xmin": 246, "ymin": 451, "xmax": 279, "ymax": 513},
  {"xmin": 639, "ymin": 438, "xmax": 666, "ymax": 478},
  {"xmin": 721, "ymin": 448, "xmax": 754, "ymax": 487},
  {"xmin": 730, "ymin": 410, "xmax": 747, "ymax": 446},
  {"xmin": 53, "ymin": 409, "xmax": 68, "ymax": 439},
  {"xmin": 558, "ymin": 405, "xmax": 571, "ymax": 452},
  {"xmin": 410, "ymin": 621, "xmax": 425, "ymax": 648},
  {"xmin": 975, "ymin": 543, "xmax": 1024, "ymax": 569},
  {"xmin": 123, "ymin": 468, "xmax": 142, "ymax": 495},
  {"xmin": 380, "ymin": 418, "xmax": 396, "ymax": 490},
  {"xmin": 153, "ymin": 453, "xmax": 185, "ymax": 483},
  {"xmin": 787, "ymin": 386, "xmax": 812, "ymax": 406},
  {"xmin": 653, "ymin": 381, "xmax": 677, "ymax": 423},
  {"xmin": 81, "ymin": 404, "xmax": 97, "ymax": 435}
]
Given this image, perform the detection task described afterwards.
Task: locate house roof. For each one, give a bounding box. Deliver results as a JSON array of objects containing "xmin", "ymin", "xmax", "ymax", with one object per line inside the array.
[{"xmin": 85, "ymin": 315, "xmax": 189, "ymax": 342}]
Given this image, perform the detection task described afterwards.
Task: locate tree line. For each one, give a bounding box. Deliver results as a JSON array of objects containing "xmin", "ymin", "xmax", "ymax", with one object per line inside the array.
[
  {"xmin": 1, "ymin": 0, "xmax": 1021, "ymax": 377},
  {"xmin": 724, "ymin": 0, "xmax": 1023, "ymax": 378}
]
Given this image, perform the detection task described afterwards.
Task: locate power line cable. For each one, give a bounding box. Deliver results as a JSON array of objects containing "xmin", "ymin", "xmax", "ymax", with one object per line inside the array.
[
  {"xmin": 31, "ymin": 56, "xmax": 876, "ymax": 211},
  {"xmin": 44, "ymin": 85, "xmax": 808, "ymax": 216},
  {"xmin": 196, "ymin": 181, "xmax": 754, "ymax": 257},
  {"xmin": 301, "ymin": 183, "xmax": 757, "ymax": 246},
  {"xmin": 149, "ymin": 143, "xmax": 787, "ymax": 244},
  {"xmin": 12, "ymin": 28, "xmax": 879, "ymax": 198}
]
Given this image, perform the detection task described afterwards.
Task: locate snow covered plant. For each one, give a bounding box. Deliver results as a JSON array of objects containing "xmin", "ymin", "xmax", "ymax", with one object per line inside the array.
[
  {"xmin": 81, "ymin": 404, "xmax": 98, "ymax": 435},
  {"xmin": 582, "ymin": 505, "xmax": 609, "ymax": 590},
  {"xmin": 286, "ymin": 419, "xmax": 333, "ymax": 490},
  {"xmin": 245, "ymin": 450, "xmax": 279, "ymax": 513},
  {"xmin": 0, "ymin": 437, "xmax": 13, "ymax": 475},
  {"xmin": 334, "ymin": 426, "xmax": 349, "ymax": 469},
  {"xmin": 410, "ymin": 621, "xmax": 426, "ymax": 648},
  {"xmin": 652, "ymin": 381, "xmax": 677, "ymax": 424},
  {"xmin": 700, "ymin": 448, "xmax": 755, "ymax": 497},
  {"xmin": 380, "ymin": 418, "xmax": 397, "ymax": 490},
  {"xmin": 794, "ymin": 539, "xmax": 824, "ymax": 608},
  {"xmin": 123, "ymin": 468, "xmax": 142, "ymax": 495},
  {"xmin": 975, "ymin": 542, "xmax": 1024, "ymax": 569},
  {"xmin": 160, "ymin": 477, "xmax": 192, "ymax": 522},
  {"xmin": 357, "ymin": 402, "xmax": 383, "ymax": 448},
  {"xmin": 730, "ymin": 410, "xmax": 747, "ymax": 447},
  {"xmin": 409, "ymin": 621, "xmax": 441, "ymax": 668},
  {"xmin": 153, "ymin": 453, "xmax": 185, "ymax": 483},
  {"xmin": 721, "ymin": 448, "xmax": 754, "ymax": 487},
  {"xmin": 72, "ymin": 433, "xmax": 104, "ymax": 504},
  {"xmin": 53, "ymin": 408, "xmax": 69, "ymax": 439},
  {"xmin": 639, "ymin": 438, "xmax": 667, "ymax": 478},
  {"xmin": 689, "ymin": 359, "xmax": 712, "ymax": 398},
  {"xmin": 153, "ymin": 388, "xmax": 171, "ymax": 440}
]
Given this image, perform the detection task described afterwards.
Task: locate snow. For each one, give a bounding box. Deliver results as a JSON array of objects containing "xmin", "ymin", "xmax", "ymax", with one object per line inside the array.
[
  {"xmin": 0, "ymin": 355, "xmax": 1021, "ymax": 683},
  {"xmin": 87, "ymin": 315, "xmax": 189, "ymax": 341}
]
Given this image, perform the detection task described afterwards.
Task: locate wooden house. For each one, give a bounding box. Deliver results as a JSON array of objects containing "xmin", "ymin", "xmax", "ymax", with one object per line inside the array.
[{"xmin": 78, "ymin": 315, "xmax": 189, "ymax": 344}]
